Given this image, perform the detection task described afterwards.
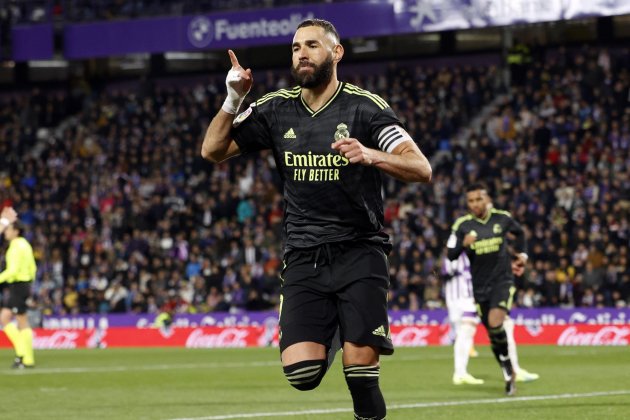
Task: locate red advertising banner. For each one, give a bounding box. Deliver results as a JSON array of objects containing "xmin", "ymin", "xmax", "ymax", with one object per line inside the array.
[
  {"xmin": 1, "ymin": 324, "xmax": 628, "ymax": 349},
  {"xmin": 394, "ymin": 324, "xmax": 630, "ymax": 347},
  {"xmin": 515, "ymin": 324, "xmax": 630, "ymax": 346},
  {"xmin": 391, "ymin": 324, "xmax": 630, "ymax": 347}
]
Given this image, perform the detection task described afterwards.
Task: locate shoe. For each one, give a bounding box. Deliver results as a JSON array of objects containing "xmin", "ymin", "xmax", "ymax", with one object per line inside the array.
[
  {"xmin": 11, "ymin": 356, "xmax": 23, "ymax": 369},
  {"xmin": 453, "ymin": 373, "xmax": 485, "ymax": 385},
  {"xmin": 505, "ymin": 373, "xmax": 517, "ymax": 396},
  {"xmin": 516, "ymin": 369, "xmax": 539, "ymax": 382},
  {"xmin": 469, "ymin": 347, "xmax": 479, "ymax": 358}
]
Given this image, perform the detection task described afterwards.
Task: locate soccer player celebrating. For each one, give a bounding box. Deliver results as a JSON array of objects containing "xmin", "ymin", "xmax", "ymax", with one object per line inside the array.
[
  {"xmin": 201, "ymin": 18, "xmax": 431, "ymax": 420},
  {"xmin": 447, "ymin": 183, "xmax": 526, "ymax": 395},
  {"xmin": 0, "ymin": 210, "xmax": 37, "ymax": 369}
]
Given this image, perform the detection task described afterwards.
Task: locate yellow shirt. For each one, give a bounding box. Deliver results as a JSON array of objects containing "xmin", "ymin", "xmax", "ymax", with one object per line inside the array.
[{"xmin": 0, "ymin": 237, "xmax": 37, "ymax": 283}]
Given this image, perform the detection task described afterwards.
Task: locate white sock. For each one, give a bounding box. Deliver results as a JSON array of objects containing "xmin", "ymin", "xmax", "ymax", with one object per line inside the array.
[
  {"xmin": 504, "ymin": 317, "xmax": 520, "ymax": 372},
  {"xmin": 454, "ymin": 322, "xmax": 476, "ymax": 376}
]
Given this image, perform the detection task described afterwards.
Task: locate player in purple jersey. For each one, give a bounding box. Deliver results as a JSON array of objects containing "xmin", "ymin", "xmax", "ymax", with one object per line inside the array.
[{"xmin": 442, "ymin": 252, "xmax": 484, "ymax": 385}]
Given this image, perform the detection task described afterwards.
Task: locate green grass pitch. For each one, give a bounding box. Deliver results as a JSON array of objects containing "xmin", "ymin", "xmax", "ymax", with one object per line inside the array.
[{"xmin": 1, "ymin": 346, "xmax": 628, "ymax": 419}]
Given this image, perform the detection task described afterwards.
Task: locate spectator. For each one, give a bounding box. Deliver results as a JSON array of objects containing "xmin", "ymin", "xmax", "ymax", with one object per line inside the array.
[{"xmin": 1, "ymin": 44, "xmax": 628, "ymax": 314}]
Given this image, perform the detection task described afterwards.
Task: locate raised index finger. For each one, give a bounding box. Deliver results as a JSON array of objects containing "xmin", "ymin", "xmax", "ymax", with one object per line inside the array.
[{"xmin": 227, "ymin": 49, "xmax": 241, "ymax": 69}]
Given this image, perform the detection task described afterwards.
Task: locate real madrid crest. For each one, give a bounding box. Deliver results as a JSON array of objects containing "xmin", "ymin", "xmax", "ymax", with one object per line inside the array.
[
  {"xmin": 493, "ymin": 224, "xmax": 502, "ymax": 234},
  {"xmin": 334, "ymin": 123, "xmax": 350, "ymax": 140}
]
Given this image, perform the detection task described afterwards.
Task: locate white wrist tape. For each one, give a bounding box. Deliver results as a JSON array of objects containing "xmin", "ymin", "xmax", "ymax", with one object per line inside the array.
[
  {"xmin": 222, "ymin": 69, "xmax": 246, "ymax": 115},
  {"xmin": 221, "ymin": 97, "xmax": 243, "ymax": 115}
]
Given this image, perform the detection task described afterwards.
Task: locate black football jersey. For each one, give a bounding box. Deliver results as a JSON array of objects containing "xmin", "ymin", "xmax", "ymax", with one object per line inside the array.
[
  {"xmin": 446, "ymin": 209, "xmax": 527, "ymax": 297},
  {"xmin": 231, "ymin": 82, "xmax": 408, "ymax": 251}
]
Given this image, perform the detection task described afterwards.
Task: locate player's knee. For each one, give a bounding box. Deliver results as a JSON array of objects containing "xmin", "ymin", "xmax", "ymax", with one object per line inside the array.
[
  {"xmin": 488, "ymin": 309, "xmax": 507, "ymax": 328},
  {"xmin": 488, "ymin": 324, "xmax": 505, "ymax": 334},
  {"xmin": 283, "ymin": 360, "xmax": 327, "ymax": 391},
  {"xmin": 344, "ymin": 364, "xmax": 386, "ymax": 419},
  {"xmin": 488, "ymin": 325, "xmax": 507, "ymax": 343}
]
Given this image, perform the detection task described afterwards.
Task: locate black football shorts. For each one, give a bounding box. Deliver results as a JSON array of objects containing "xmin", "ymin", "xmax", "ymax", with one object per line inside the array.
[
  {"xmin": 476, "ymin": 281, "xmax": 516, "ymax": 326},
  {"xmin": 3, "ymin": 282, "xmax": 32, "ymax": 314},
  {"xmin": 278, "ymin": 241, "xmax": 393, "ymax": 356}
]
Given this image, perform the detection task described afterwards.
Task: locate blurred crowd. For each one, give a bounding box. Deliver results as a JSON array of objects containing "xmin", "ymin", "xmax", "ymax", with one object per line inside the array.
[
  {"xmin": 426, "ymin": 46, "xmax": 630, "ymax": 311},
  {"xmin": 0, "ymin": 45, "xmax": 629, "ymax": 319}
]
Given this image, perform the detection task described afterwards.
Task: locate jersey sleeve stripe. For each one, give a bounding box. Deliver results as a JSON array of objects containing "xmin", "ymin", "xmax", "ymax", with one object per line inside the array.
[
  {"xmin": 350, "ymin": 85, "xmax": 389, "ymax": 109},
  {"xmin": 259, "ymin": 87, "xmax": 299, "ymax": 99},
  {"xmin": 256, "ymin": 88, "xmax": 301, "ymax": 105},
  {"xmin": 257, "ymin": 90, "xmax": 300, "ymax": 106},
  {"xmin": 491, "ymin": 209, "xmax": 512, "ymax": 217},
  {"xmin": 452, "ymin": 215, "xmax": 473, "ymax": 231},
  {"xmin": 342, "ymin": 88, "xmax": 386, "ymax": 109},
  {"xmin": 343, "ymin": 84, "xmax": 389, "ymax": 109}
]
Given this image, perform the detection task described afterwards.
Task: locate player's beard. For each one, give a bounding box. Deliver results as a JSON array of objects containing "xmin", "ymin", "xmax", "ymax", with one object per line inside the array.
[{"xmin": 291, "ymin": 55, "xmax": 334, "ymax": 89}]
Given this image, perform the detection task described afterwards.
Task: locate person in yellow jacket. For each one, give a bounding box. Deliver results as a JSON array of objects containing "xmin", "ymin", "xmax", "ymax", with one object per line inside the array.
[{"xmin": 0, "ymin": 210, "xmax": 37, "ymax": 369}]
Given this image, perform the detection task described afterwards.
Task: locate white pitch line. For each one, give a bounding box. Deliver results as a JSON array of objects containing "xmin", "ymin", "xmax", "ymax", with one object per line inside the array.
[
  {"xmin": 0, "ymin": 360, "xmax": 279, "ymax": 375},
  {"xmin": 0, "ymin": 353, "xmax": 455, "ymax": 376},
  {"xmin": 167, "ymin": 390, "xmax": 630, "ymax": 420},
  {"xmin": 0, "ymin": 349, "xmax": 596, "ymax": 376}
]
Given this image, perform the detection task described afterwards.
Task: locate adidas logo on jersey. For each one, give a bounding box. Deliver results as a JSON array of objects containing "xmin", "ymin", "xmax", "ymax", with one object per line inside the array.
[
  {"xmin": 283, "ymin": 128, "xmax": 296, "ymax": 139},
  {"xmin": 372, "ymin": 325, "xmax": 386, "ymax": 337}
]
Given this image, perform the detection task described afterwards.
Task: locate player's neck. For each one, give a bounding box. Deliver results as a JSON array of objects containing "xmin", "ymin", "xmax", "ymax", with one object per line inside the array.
[
  {"xmin": 475, "ymin": 210, "xmax": 489, "ymax": 220},
  {"xmin": 301, "ymin": 79, "xmax": 340, "ymax": 112}
]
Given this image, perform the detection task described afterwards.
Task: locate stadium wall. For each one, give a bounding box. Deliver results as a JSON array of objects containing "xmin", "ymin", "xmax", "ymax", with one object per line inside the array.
[
  {"xmin": 1, "ymin": 324, "xmax": 629, "ymax": 349},
  {"xmin": 2, "ymin": 308, "xmax": 628, "ymax": 349}
]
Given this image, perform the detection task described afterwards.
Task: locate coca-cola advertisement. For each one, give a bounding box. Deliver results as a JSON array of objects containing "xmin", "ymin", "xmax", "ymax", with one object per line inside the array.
[
  {"xmin": 104, "ymin": 326, "xmax": 268, "ymax": 348},
  {"xmin": 32, "ymin": 330, "xmax": 89, "ymax": 349},
  {"xmin": 1, "ymin": 324, "xmax": 629, "ymax": 349},
  {"xmin": 390, "ymin": 325, "xmax": 452, "ymax": 347},
  {"xmin": 556, "ymin": 326, "xmax": 630, "ymax": 346},
  {"xmin": 471, "ymin": 324, "xmax": 630, "ymax": 346}
]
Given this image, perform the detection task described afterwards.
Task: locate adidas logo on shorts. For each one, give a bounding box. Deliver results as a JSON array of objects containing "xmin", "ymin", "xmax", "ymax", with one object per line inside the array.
[{"xmin": 372, "ymin": 325, "xmax": 386, "ymax": 337}]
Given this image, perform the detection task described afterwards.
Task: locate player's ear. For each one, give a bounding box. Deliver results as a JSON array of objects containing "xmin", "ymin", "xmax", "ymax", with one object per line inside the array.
[{"xmin": 333, "ymin": 44, "xmax": 344, "ymax": 62}]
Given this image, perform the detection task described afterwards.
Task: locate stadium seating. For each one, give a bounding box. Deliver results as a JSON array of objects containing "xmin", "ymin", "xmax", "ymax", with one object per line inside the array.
[{"xmin": 0, "ymin": 45, "xmax": 628, "ymax": 317}]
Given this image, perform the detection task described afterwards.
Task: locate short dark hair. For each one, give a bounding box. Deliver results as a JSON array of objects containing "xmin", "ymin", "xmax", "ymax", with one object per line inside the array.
[
  {"xmin": 465, "ymin": 183, "xmax": 489, "ymax": 194},
  {"xmin": 9, "ymin": 220, "xmax": 24, "ymax": 236},
  {"xmin": 296, "ymin": 18, "xmax": 340, "ymax": 43}
]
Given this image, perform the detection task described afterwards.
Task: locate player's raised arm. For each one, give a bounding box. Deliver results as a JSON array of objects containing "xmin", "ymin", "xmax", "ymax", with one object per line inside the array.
[{"xmin": 201, "ymin": 49, "xmax": 253, "ymax": 163}]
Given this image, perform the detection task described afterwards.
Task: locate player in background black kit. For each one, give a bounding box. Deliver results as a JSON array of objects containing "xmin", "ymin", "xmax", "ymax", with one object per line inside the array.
[
  {"xmin": 446, "ymin": 183, "xmax": 528, "ymax": 396},
  {"xmin": 201, "ymin": 18, "xmax": 431, "ymax": 420}
]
